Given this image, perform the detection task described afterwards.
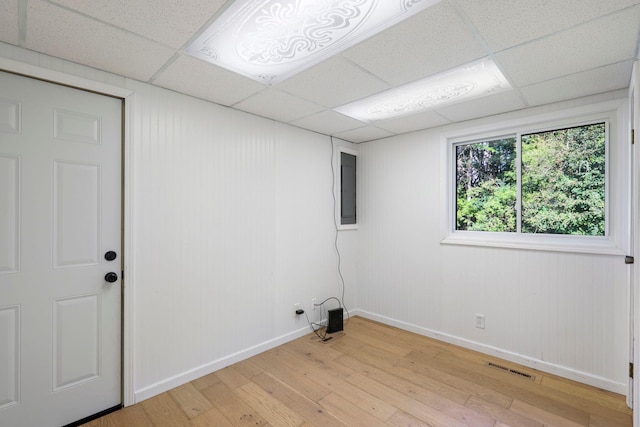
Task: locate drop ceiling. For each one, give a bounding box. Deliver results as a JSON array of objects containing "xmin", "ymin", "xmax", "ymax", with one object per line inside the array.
[{"xmin": 1, "ymin": 0, "xmax": 640, "ymax": 143}]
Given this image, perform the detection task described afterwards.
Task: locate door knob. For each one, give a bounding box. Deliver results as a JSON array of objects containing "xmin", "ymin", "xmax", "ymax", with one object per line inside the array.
[{"xmin": 105, "ymin": 272, "xmax": 118, "ymax": 283}]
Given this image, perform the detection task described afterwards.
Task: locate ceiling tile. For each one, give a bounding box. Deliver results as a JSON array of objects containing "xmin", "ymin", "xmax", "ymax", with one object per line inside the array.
[
  {"xmin": 153, "ymin": 54, "xmax": 265, "ymax": 107},
  {"xmin": 233, "ymin": 89, "xmax": 325, "ymax": 123},
  {"xmin": 343, "ymin": 1, "xmax": 486, "ymax": 86},
  {"xmin": 435, "ymin": 90, "xmax": 526, "ymax": 122},
  {"xmin": 3, "ymin": 0, "xmax": 638, "ymax": 140},
  {"xmin": 376, "ymin": 110, "xmax": 452, "ymax": 134},
  {"xmin": 519, "ymin": 61, "xmax": 633, "ymax": 106},
  {"xmin": 0, "ymin": 0, "xmax": 19, "ymax": 45},
  {"xmin": 277, "ymin": 57, "xmax": 389, "ymax": 108},
  {"xmin": 334, "ymin": 126, "xmax": 395, "ymax": 144},
  {"xmin": 26, "ymin": 1, "xmax": 175, "ymax": 81},
  {"xmin": 49, "ymin": 0, "xmax": 227, "ymax": 49},
  {"xmin": 496, "ymin": 7, "xmax": 640, "ymax": 86},
  {"xmin": 457, "ymin": 0, "xmax": 639, "ymax": 52},
  {"xmin": 291, "ymin": 110, "xmax": 365, "ymax": 135}
]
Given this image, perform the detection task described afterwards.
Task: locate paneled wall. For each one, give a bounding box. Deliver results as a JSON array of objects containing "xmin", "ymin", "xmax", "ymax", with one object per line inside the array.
[
  {"xmin": 357, "ymin": 96, "xmax": 630, "ymax": 392},
  {"xmin": 127, "ymin": 81, "xmax": 357, "ymax": 400}
]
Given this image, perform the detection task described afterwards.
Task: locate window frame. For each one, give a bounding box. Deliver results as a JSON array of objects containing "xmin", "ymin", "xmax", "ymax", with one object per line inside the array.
[{"xmin": 441, "ymin": 100, "xmax": 627, "ymax": 255}]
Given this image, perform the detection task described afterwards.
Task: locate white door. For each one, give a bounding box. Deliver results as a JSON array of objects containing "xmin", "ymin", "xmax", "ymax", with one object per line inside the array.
[
  {"xmin": 633, "ymin": 61, "xmax": 640, "ymax": 426},
  {"xmin": 629, "ymin": 84, "xmax": 636, "ymax": 409},
  {"xmin": 0, "ymin": 71, "xmax": 122, "ymax": 427}
]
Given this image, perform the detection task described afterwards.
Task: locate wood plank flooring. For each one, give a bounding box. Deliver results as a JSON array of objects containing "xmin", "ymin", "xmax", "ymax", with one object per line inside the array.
[{"xmin": 83, "ymin": 316, "xmax": 632, "ymax": 426}]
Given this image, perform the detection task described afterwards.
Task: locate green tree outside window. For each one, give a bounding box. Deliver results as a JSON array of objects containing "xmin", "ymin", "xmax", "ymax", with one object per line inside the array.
[{"xmin": 455, "ymin": 123, "xmax": 605, "ymax": 236}]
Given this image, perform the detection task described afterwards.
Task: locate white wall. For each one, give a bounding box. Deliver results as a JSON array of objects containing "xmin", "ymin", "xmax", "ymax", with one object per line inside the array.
[
  {"xmin": 127, "ymin": 80, "xmax": 358, "ymax": 401},
  {"xmin": 357, "ymin": 93, "xmax": 631, "ymax": 393}
]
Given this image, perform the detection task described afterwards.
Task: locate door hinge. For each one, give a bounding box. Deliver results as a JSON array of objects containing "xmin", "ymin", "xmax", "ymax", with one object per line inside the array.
[
  {"xmin": 630, "ymin": 362, "xmax": 634, "ymax": 379},
  {"xmin": 626, "ymin": 255, "xmax": 634, "ymax": 264}
]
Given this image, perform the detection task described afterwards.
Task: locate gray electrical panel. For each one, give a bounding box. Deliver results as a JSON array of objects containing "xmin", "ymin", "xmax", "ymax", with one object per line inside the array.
[{"xmin": 341, "ymin": 152, "xmax": 356, "ymax": 225}]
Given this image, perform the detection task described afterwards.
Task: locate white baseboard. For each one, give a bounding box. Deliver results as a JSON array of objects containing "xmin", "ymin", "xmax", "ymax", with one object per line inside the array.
[
  {"xmin": 133, "ymin": 324, "xmax": 313, "ymax": 403},
  {"xmin": 353, "ymin": 309, "xmax": 627, "ymax": 395},
  {"xmin": 134, "ymin": 308, "xmax": 626, "ymax": 403}
]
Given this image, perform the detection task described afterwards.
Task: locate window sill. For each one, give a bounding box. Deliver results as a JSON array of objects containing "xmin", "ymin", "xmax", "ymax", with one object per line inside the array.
[{"xmin": 441, "ymin": 232, "xmax": 625, "ymax": 256}]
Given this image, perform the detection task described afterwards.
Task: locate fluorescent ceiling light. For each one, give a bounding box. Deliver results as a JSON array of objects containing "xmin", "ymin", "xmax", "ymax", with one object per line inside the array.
[
  {"xmin": 333, "ymin": 59, "xmax": 512, "ymax": 122},
  {"xmin": 186, "ymin": 0, "xmax": 442, "ymax": 85}
]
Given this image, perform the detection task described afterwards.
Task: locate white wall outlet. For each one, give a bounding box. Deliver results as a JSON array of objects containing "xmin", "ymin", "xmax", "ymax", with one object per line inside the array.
[
  {"xmin": 312, "ymin": 298, "xmax": 317, "ymax": 310},
  {"xmin": 475, "ymin": 314, "xmax": 485, "ymax": 329}
]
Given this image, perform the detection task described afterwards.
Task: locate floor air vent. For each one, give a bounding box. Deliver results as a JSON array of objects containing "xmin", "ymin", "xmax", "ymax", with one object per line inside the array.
[{"xmin": 486, "ymin": 362, "xmax": 535, "ymax": 381}]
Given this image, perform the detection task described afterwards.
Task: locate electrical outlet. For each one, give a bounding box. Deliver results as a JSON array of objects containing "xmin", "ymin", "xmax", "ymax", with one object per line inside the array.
[
  {"xmin": 294, "ymin": 303, "xmax": 301, "ymax": 314},
  {"xmin": 475, "ymin": 314, "xmax": 485, "ymax": 329},
  {"xmin": 312, "ymin": 298, "xmax": 317, "ymax": 310}
]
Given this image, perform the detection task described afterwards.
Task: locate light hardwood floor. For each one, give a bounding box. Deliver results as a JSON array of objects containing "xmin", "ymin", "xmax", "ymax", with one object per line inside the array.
[{"xmin": 83, "ymin": 316, "xmax": 632, "ymax": 426}]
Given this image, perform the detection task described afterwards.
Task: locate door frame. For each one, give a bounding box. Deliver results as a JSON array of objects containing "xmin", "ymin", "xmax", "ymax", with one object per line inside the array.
[
  {"xmin": 632, "ymin": 60, "xmax": 640, "ymax": 427},
  {"xmin": 0, "ymin": 57, "xmax": 136, "ymax": 407}
]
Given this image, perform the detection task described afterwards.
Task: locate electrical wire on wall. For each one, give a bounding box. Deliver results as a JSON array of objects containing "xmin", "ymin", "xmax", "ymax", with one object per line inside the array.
[
  {"xmin": 330, "ymin": 136, "xmax": 349, "ymax": 321},
  {"xmin": 303, "ymin": 136, "xmax": 351, "ymax": 340}
]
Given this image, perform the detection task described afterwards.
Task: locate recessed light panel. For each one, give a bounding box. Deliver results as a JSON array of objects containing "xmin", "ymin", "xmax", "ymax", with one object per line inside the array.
[
  {"xmin": 186, "ymin": 0, "xmax": 442, "ymax": 85},
  {"xmin": 334, "ymin": 59, "xmax": 512, "ymax": 122}
]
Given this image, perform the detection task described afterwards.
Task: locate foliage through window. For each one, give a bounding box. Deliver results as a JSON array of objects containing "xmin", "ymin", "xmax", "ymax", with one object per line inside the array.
[
  {"xmin": 456, "ymin": 138, "xmax": 517, "ymax": 232},
  {"xmin": 455, "ymin": 122, "xmax": 606, "ymax": 236}
]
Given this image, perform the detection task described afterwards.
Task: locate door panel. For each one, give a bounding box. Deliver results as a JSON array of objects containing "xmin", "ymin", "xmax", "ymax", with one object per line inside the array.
[
  {"xmin": 53, "ymin": 108, "xmax": 101, "ymax": 145},
  {"xmin": 53, "ymin": 294, "xmax": 100, "ymax": 390},
  {"xmin": 53, "ymin": 161, "xmax": 101, "ymax": 268},
  {"xmin": 0, "ymin": 305, "xmax": 19, "ymax": 409},
  {"xmin": 0, "ymin": 154, "xmax": 19, "ymax": 273},
  {"xmin": 0, "ymin": 97, "xmax": 20, "ymax": 133},
  {"xmin": 0, "ymin": 71, "xmax": 122, "ymax": 427}
]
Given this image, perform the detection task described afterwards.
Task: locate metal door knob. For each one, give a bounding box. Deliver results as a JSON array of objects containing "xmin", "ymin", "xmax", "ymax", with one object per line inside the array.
[{"xmin": 105, "ymin": 272, "xmax": 118, "ymax": 283}]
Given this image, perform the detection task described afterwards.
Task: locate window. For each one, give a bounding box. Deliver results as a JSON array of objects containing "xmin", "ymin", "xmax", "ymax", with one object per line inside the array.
[
  {"xmin": 455, "ymin": 123, "xmax": 606, "ymax": 237},
  {"xmin": 456, "ymin": 137, "xmax": 517, "ymax": 232},
  {"xmin": 521, "ymin": 123, "xmax": 606, "ymax": 236},
  {"xmin": 440, "ymin": 98, "xmax": 631, "ymax": 256}
]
